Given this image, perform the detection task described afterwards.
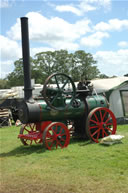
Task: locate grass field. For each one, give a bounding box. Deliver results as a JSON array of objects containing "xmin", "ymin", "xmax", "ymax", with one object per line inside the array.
[{"xmin": 0, "ymin": 124, "xmax": 128, "ymax": 193}]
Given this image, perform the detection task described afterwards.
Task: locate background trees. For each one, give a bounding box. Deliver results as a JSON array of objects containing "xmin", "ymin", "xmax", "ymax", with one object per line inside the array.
[
  {"xmin": 6, "ymin": 58, "xmax": 24, "ymax": 87},
  {"xmin": 3, "ymin": 50, "xmax": 101, "ymax": 88}
]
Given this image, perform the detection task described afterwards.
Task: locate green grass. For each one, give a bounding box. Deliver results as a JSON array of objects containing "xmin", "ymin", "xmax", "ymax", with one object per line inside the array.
[{"xmin": 0, "ymin": 125, "xmax": 128, "ymax": 193}]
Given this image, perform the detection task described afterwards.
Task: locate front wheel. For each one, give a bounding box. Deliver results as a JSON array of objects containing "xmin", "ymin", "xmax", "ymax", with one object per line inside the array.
[
  {"xmin": 43, "ymin": 122, "xmax": 70, "ymax": 150},
  {"xmin": 86, "ymin": 107, "xmax": 117, "ymax": 143}
]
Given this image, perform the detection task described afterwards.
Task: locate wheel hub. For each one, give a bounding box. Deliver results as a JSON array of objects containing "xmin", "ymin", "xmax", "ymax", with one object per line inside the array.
[
  {"xmin": 57, "ymin": 135, "xmax": 61, "ymax": 140},
  {"xmin": 97, "ymin": 122, "xmax": 107, "ymax": 128}
]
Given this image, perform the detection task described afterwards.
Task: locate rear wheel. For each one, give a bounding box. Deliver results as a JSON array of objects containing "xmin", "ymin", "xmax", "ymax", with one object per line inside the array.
[
  {"xmin": 86, "ymin": 107, "xmax": 117, "ymax": 143},
  {"xmin": 19, "ymin": 123, "xmax": 42, "ymax": 145}
]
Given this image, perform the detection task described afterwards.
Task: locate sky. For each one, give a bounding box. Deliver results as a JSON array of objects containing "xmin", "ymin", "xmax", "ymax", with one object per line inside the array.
[{"xmin": 0, "ymin": 0, "xmax": 128, "ymax": 78}]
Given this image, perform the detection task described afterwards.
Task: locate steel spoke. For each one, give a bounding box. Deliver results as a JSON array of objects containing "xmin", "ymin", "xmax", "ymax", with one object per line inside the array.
[
  {"xmin": 91, "ymin": 128, "xmax": 100, "ymax": 137},
  {"xmin": 24, "ymin": 128, "xmax": 30, "ymax": 133},
  {"xmin": 56, "ymin": 141, "xmax": 58, "ymax": 149},
  {"xmin": 54, "ymin": 125, "xmax": 58, "ymax": 133},
  {"xmin": 94, "ymin": 112, "xmax": 99, "ymax": 122},
  {"xmin": 49, "ymin": 140, "xmax": 55, "ymax": 148},
  {"xmin": 47, "ymin": 133, "xmax": 53, "ymax": 139},
  {"xmin": 90, "ymin": 125, "xmax": 98, "ymax": 129},
  {"xmin": 57, "ymin": 140, "xmax": 63, "ymax": 148},
  {"xmin": 106, "ymin": 122, "xmax": 113, "ymax": 126},
  {"xmin": 99, "ymin": 110, "xmax": 103, "ymax": 122},
  {"xmin": 46, "ymin": 138, "xmax": 54, "ymax": 144},
  {"xmin": 96, "ymin": 130, "xmax": 100, "ymax": 140},
  {"xmin": 60, "ymin": 137, "xmax": 66, "ymax": 142},
  {"xmin": 105, "ymin": 127, "xmax": 112, "ymax": 133},
  {"xmin": 90, "ymin": 119, "xmax": 98, "ymax": 124},
  {"xmin": 55, "ymin": 75, "xmax": 60, "ymax": 90},
  {"xmin": 105, "ymin": 116, "xmax": 111, "ymax": 124},
  {"xmin": 50, "ymin": 92, "xmax": 59, "ymax": 105},
  {"xmin": 59, "ymin": 127, "xmax": 63, "ymax": 134},
  {"xmin": 103, "ymin": 129, "xmax": 109, "ymax": 136},
  {"xmin": 51, "ymin": 128, "xmax": 56, "ymax": 136},
  {"xmin": 29, "ymin": 124, "xmax": 33, "ymax": 131},
  {"xmin": 60, "ymin": 133, "xmax": 66, "ymax": 137},
  {"xmin": 60, "ymin": 94, "xmax": 65, "ymax": 107},
  {"xmin": 102, "ymin": 129, "xmax": 104, "ymax": 138},
  {"xmin": 61, "ymin": 78, "xmax": 69, "ymax": 90},
  {"xmin": 102, "ymin": 111, "xmax": 107, "ymax": 121}
]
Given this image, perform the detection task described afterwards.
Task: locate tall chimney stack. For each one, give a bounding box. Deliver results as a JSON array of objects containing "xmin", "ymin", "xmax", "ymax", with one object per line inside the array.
[{"xmin": 20, "ymin": 17, "xmax": 33, "ymax": 101}]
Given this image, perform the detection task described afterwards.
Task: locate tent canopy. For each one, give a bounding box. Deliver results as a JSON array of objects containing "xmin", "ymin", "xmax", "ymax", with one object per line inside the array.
[{"xmin": 91, "ymin": 77, "xmax": 128, "ymax": 94}]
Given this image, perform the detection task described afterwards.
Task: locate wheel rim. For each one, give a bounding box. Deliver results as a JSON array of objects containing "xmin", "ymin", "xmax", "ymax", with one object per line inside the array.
[
  {"xmin": 42, "ymin": 73, "xmax": 76, "ymax": 110},
  {"xmin": 86, "ymin": 107, "xmax": 117, "ymax": 143},
  {"xmin": 20, "ymin": 123, "xmax": 42, "ymax": 145},
  {"xmin": 43, "ymin": 122, "xmax": 70, "ymax": 150}
]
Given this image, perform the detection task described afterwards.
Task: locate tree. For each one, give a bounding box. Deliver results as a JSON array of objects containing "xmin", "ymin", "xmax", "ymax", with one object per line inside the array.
[
  {"xmin": 6, "ymin": 58, "xmax": 24, "ymax": 87},
  {"xmin": 0, "ymin": 79, "xmax": 10, "ymax": 89},
  {"xmin": 6, "ymin": 50, "xmax": 100, "ymax": 87},
  {"xmin": 34, "ymin": 50, "xmax": 70, "ymax": 83},
  {"xmin": 69, "ymin": 50, "xmax": 100, "ymax": 81},
  {"xmin": 98, "ymin": 74, "xmax": 109, "ymax": 79},
  {"xmin": 6, "ymin": 57, "xmax": 35, "ymax": 87}
]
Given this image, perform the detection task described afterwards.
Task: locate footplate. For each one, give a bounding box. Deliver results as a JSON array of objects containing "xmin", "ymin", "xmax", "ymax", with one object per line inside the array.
[{"xmin": 18, "ymin": 132, "xmax": 41, "ymax": 141}]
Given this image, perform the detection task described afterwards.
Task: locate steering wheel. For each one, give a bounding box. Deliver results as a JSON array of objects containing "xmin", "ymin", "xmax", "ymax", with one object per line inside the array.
[{"xmin": 42, "ymin": 73, "xmax": 76, "ymax": 110}]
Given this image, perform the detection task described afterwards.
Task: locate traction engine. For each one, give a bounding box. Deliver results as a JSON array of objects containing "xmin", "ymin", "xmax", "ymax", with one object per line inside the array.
[{"xmin": 1, "ymin": 17, "xmax": 117, "ymax": 150}]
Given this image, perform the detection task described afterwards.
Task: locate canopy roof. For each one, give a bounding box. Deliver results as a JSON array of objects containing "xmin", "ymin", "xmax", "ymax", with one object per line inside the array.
[{"xmin": 91, "ymin": 77, "xmax": 128, "ymax": 93}]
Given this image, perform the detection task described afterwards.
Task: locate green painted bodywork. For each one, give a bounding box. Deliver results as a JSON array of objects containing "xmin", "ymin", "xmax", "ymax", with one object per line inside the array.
[
  {"xmin": 86, "ymin": 95, "xmax": 109, "ymax": 112},
  {"xmin": 36, "ymin": 95, "xmax": 108, "ymax": 121},
  {"xmin": 37, "ymin": 99, "xmax": 85, "ymax": 121}
]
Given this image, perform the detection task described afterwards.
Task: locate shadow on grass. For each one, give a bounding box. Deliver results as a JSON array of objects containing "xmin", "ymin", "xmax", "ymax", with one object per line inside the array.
[
  {"xmin": 0, "ymin": 138, "xmax": 93, "ymax": 158},
  {"xmin": 70, "ymin": 137, "xmax": 94, "ymax": 146},
  {"xmin": 0, "ymin": 144, "xmax": 46, "ymax": 158}
]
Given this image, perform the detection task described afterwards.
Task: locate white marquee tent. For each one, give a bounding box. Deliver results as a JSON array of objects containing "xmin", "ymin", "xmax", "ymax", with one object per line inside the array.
[{"xmin": 91, "ymin": 77, "xmax": 128, "ymax": 123}]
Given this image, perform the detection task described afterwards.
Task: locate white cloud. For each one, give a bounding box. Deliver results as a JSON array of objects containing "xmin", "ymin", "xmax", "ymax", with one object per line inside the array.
[
  {"xmin": 0, "ymin": 0, "xmax": 15, "ymax": 8},
  {"xmin": 56, "ymin": 5, "xmax": 82, "ymax": 16},
  {"xmin": 30, "ymin": 47, "xmax": 55, "ymax": 57},
  {"xmin": 55, "ymin": 0, "xmax": 111, "ymax": 16},
  {"xmin": 118, "ymin": 41, "xmax": 128, "ymax": 48},
  {"xmin": 94, "ymin": 49, "xmax": 128, "ymax": 76},
  {"xmin": 0, "ymin": 35, "xmax": 21, "ymax": 61},
  {"xmin": 7, "ymin": 18, "xmax": 21, "ymax": 40},
  {"xmin": 0, "ymin": 60, "xmax": 14, "ymax": 78},
  {"xmin": 0, "ymin": 0, "xmax": 9, "ymax": 8},
  {"xmin": 81, "ymin": 32, "xmax": 109, "ymax": 48},
  {"xmin": 94, "ymin": 19, "xmax": 128, "ymax": 31},
  {"xmin": 2, "ymin": 12, "xmax": 91, "ymax": 77},
  {"xmin": 0, "ymin": 35, "xmax": 21, "ymax": 78},
  {"xmin": 7, "ymin": 12, "xmax": 91, "ymax": 51}
]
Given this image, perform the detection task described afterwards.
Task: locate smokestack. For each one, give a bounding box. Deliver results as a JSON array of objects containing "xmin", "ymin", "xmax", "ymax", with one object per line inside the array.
[{"xmin": 20, "ymin": 17, "xmax": 33, "ymax": 101}]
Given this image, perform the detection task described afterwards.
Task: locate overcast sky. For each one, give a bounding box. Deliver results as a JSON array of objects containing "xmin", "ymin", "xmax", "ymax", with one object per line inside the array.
[{"xmin": 0, "ymin": 0, "xmax": 128, "ymax": 78}]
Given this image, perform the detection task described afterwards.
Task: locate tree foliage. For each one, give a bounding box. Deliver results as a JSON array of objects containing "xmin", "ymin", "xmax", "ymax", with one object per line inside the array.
[
  {"xmin": 5, "ymin": 50, "xmax": 101, "ymax": 87},
  {"xmin": 0, "ymin": 79, "xmax": 10, "ymax": 89},
  {"xmin": 6, "ymin": 58, "xmax": 24, "ymax": 87},
  {"xmin": 70, "ymin": 50, "xmax": 99, "ymax": 81}
]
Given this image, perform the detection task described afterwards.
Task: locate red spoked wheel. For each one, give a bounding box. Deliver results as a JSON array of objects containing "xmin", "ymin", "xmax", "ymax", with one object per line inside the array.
[
  {"xmin": 19, "ymin": 123, "xmax": 42, "ymax": 145},
  {"xmin": 43, "ymin": 122, "xmax": 70, "ymax": 150},
  {"xmin": 86, "ymin": 107, "xmax": 117, "ymax": 143}
]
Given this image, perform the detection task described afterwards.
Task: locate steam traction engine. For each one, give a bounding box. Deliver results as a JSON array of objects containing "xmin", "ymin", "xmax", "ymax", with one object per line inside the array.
[{"xmin": 3, "ymin": 17, "xmax": 117, "ymax": 150}]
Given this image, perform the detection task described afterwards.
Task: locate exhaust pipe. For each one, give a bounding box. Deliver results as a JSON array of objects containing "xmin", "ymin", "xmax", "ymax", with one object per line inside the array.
[{"xmin": 20, "ymin": 17, "xmax": 33, "ymax": 101}]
